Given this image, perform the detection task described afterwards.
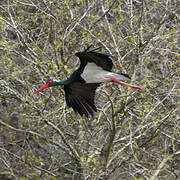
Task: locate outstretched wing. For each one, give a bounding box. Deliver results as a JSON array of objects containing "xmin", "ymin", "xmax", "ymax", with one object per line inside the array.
[
  {"xmin": 75, "ymin": 46, "xmax": 113, "ymax": 72},
  {"xmin": 64, "ymin": 82, "xmax": 100, "ymax": 117}
]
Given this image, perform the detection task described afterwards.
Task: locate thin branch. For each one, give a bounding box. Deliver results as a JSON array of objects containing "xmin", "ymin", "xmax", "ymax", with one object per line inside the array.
[
  {"xmin": 63, "ymin": 2, "xmax": 95, "ymax": 41},
  {"xmin": 145, "ymin": 84, "xmax": 176, "ymax": 120},
  {"xmin": 150, "ymin": 151, "xmax": 180, "ymax": 180},
  {"xmin": 101, "ymin": 91, "xmax": 116, "ymax": 166},
  {"xmin": 43, "ymin": 119, "xmax": 81, "ymax": 163},
  {"xmin": 0, "ymin": 119, "xmax": 73, "ymax": 159},
  {"xmin": 106, "ymin": 109, "xmax": 174, "ymax": 168},
  {"xmin": 100, "ymin": 0, "xmax": 124, "ymax": 71},
  {"xmin": 91, "ymin": 0, "xmax": 117, "ymax": 29},
  {"xmin": 0, "ymin": 147, "xmax": 57, "ymax": 177}
]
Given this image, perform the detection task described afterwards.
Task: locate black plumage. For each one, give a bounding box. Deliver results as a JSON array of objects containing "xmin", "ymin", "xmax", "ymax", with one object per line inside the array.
[
  {"xmin": 63, "ymin": 46, "xmax": 113, "ymax": 117},
  {"xmin": 75, "ymin": 47, "xmax": 113, "ymax": 72},
  {"xmin": 31, "ymin": 45, "xmax": 144, "ymax": 117},
  {"xmin": 64, "ymin": 82, "xmax": 100, "ymax": 117}
]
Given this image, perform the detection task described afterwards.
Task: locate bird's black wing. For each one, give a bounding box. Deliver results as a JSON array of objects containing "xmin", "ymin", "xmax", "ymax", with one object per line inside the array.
[
  {"xmin": 64, "ymin": 82, "xmax": 100, "ymax": 117},
  {"xmin": 75, "ymin": 47, "xmax": 114, "ymax": 71},
  {"xmin": 87, "ymin": 51, "xmax": 113, "ymax": 71}
]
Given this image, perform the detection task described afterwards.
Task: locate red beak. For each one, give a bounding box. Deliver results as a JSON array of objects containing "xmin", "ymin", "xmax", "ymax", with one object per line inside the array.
[
  {"xmin": 105, "ymin": 77, "xmax": 144, "ymax": 91},
  {"xmin": 30, "ymin": 81, "xmax": 52, "ymax": 96}
]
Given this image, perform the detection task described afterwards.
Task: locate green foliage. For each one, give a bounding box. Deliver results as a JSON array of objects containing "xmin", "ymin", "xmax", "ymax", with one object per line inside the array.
[{"xmin": 0, "ymin": 0, "xmax": 179, "ymax": 179}]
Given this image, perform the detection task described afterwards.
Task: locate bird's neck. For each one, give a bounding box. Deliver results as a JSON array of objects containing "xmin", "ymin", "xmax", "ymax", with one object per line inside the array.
[{"xmin": 55, "ymin": 80, "xmax": 66, "ymax": 85}]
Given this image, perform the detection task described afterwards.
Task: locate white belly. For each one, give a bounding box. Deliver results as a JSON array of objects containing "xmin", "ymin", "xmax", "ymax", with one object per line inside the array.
[{"xmin": 80, "ymin": 63, "xmax": 128, "ymax": 83}]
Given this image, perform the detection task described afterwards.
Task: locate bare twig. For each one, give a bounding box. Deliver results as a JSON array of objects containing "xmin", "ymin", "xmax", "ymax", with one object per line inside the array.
[
  {"xmin": 63, "ymin": 2, "xmax": 95, "ymax": 41},
  {"xmin": 150, "ymin": 151, "xmax": 180, "ymax": 180},
  {"xmin": 0, "ymin": 147, "xmax": 57, "ymax": 177},
  {"xmin": 43, "ymin": 119, "xmax": 81, "ymax": 163},
  {"xmin": 91, "ymin": 0, "xmax": 117, "ymax": 29},
  {"xmin": 0, "ymin": 119, "xmax": 73, "ymax": 159}
]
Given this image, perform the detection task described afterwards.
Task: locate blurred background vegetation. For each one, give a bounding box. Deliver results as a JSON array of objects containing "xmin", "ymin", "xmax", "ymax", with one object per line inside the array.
[{"xmin": 0, "ymin": 0, "xmax": 179, "ymax": 179}]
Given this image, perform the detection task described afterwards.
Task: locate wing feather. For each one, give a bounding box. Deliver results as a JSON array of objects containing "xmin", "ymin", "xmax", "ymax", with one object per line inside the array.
[
  {"xmin": 75, "ymin": 46, "xmax": 114, "ymax": 72},
  {"xmin": 86, "ymin": 52, "xmax": 113, "ymax": 71},
  {"xmin": 64, "ymin": 46, "xmax": 112, "ymax": 117},
  {"xmin": 64, "ymin": 82, "xmax": 100, "ymax": 117}
]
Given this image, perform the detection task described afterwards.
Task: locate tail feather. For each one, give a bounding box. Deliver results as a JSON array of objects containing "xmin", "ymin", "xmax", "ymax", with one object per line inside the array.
[{"xmin": 104, "ymin": 72, "xmax": 131, "ymax": 82}]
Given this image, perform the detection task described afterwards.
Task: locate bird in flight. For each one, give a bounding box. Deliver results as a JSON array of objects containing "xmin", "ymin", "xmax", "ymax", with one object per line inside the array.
[{"xmin": 31, "ymin": 46, "xmax": 144, "ymax": 117}]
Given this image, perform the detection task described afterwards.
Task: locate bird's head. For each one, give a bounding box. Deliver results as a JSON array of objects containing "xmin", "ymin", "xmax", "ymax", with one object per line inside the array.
[{"xmin": 31, "ymin": 80, "xmax": 64, "ymax": 96}]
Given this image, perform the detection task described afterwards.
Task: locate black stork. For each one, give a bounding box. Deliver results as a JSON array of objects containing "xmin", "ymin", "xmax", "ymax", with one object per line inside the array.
[{"xmin": 31, "ymin": 46, "xmax": 144, "ymax": 117}]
